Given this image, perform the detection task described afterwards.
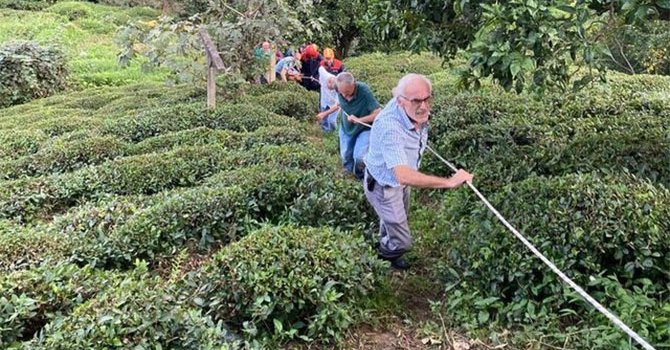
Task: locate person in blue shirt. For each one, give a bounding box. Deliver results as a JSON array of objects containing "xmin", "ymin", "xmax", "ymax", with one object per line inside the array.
[
  {"xmin": 334, "ymin": 72, "xmax": 382, "ymax": 179},
  {"xmin": 363, "ymin": 73, "xmax": 473, "ymax": 270},
  {"xmin": 275, "ymin": 51, "xmax": 302, "ymax": 82}
]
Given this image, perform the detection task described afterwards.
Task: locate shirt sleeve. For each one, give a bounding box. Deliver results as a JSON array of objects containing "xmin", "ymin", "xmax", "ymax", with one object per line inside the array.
[{"xmin": 380, "ymin": 122, "xmax": 408, "ymax": 169}]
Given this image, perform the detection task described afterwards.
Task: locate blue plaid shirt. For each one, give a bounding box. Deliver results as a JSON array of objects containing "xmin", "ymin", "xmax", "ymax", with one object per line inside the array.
[{"xmin": 364, "ymin": 98, "xmax": 428, "ymax": 187}]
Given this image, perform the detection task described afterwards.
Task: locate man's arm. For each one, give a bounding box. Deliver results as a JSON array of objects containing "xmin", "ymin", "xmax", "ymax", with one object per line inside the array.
[
  {"xmin": 393, "ymin": 165, "xmax": 472, "ymax": 189},
  {"xmin": 317, "ymin": 104, "xmax": 340, "ymax": 121},
  {"xmin": 348, "ymin": 107, "xmax": 381, "ymax": 124}
]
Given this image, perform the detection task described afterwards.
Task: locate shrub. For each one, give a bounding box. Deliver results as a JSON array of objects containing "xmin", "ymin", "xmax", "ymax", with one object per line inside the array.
[
  {"xmin": 0, "ymin": 130, "xmax": 48, "ymax": 160},
  {"xmin": 345, "ymin": 52, "xmax": 443, "ymax": 82},
  {"xmin": 242, "ymin": 80, "xmax": 309, "ymax": 96},
  {"xmin": 46, "ymin": 1, "xmax": 92, "ymax": 21},
  {"xmin": 0, "ymin": 136, "xmax": 129, "ymax": 180},
  {"xmin": 0, "ymin": 107, "xmax": 85, "ymax": 131},
  {"xmin": 239, "ymin": 90, "xmax": 319, "ymax": 121},
  {"xmin": 0, "ymin": 143, "xmax": 332, "ymax": 223},
  {"xmin": 128, "ymin": 126, "xmax": 306, "ymax": 155},
  {"xmin": 0, "ymin": 263, "xmax": 118, "ymax": 345},
  {"xmin": 425, "ymin": 114, "xmax": 670, "ymax": 190},
  {"xmin": 0, "ymin": 0, "xmax": 57, "ymax": 11},
  {"xmin": 287, "ymin": 176, "xmax": 376, "ymax": 231},
  {"xmin": 0, "ymin": 42, "xmax": 68, "ymax": 108},
  {"xmin": 430, "ymin": 88, "xmax": 546, "ymax": 132},
  {"xmin": 0, "ymin": 221, "xmax": 71, "ymax": 272},
  {"xmin": 21, "ymin": 263, "xmax": 240, "ymax": 349},
  {"xmin": 59, "ymin": 158, "xmax": 338, "ymax": 266},
  {"xmin": 434, "ymin": 173, "xmax": 670, "ymax": 327},
  {"xmin": 192, "ymin": 225, "xmax": 386, "ymax": 343},
  {"xmin": 102, "ymin": 103, "xmax": 297, "ymax": 142}
]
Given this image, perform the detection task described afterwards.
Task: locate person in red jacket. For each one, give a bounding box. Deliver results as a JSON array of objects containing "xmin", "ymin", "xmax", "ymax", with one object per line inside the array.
[{"xmin": 321, "ymin": 48, "xmax": 345, "ymax": 75}]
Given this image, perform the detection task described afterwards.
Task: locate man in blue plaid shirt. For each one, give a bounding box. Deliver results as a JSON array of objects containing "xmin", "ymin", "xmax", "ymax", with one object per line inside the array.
[{"xmin": 363, "ymin": 74, "xmax": 473, "ymax": 270}]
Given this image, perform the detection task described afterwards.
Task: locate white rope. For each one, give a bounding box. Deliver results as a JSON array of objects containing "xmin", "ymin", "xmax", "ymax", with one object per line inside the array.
[{"xmin": 343, "ymin": 112, "xmax": 656, "ymax": 350}]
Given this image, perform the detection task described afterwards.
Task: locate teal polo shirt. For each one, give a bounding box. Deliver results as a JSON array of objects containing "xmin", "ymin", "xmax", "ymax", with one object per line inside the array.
[{"xmin": 338, "ymin": 82, "xmax": 380, "ymax": 136}]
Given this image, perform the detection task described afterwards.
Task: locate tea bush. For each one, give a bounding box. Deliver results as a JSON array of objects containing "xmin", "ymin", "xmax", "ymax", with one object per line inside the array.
[
  {"xmin": 0, "ymin": 142, "xmax": 334, "ymax": 223},
  {"xmin": 0, "ymin": 0, "xmax": 57, "ymax": 11},
  {"xmin": 0, "ymin": 130, "xmax": 48, "ymax": 160},
  {"xmin": 0, "ymin": 222, "xmax": 71, "ymax": 272},
  {"xmin": 239, "ymin": 90, "xmax": 319, "ymax": 121},
  {"xmin": 0, "ymin": 263, "xmax": 119, "ymax": 345},
  {"xmin": 128, "ymin": 126, "xmax": 306, "ymax": 155},
  {"xmin": 0, "ymin": 136, "xmax": 128, "ymax": 180},
  {"xmin": 192, "ymin": 225, "xmax": 386, "ymax": 343},
  {"xmin": 242, "ymin": 80, "xmax": 309, "ymax": 96},
  {"xmin": 345, "ymin": 52, "xmax": 443, "ymax": 82},
  {"xmin": 60, "ymin": 163, "xmax": 363, "ymax": 267},
  {"xmin": 0, "ymin": 41, "xmax": 68, "ymax": 108},
  {"xmin": 20, "ymin": 263, "xmax": 241, "ymax": 349},
  {"xmin": 102, "ymin": 103, "xmax": 298, "ymax": 142},
  {"xmin": 425, "ymin": 113, "xmax": 670, "ymax": 190},
  {"xmin": 434, "ymin": 173, "xmax": 670, "ymax": 328}
]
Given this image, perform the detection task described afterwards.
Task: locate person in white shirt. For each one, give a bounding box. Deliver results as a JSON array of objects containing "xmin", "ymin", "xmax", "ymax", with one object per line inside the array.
[{"xmin": 315, "ymin": 66, "xmax": 339, "ymax": 132}]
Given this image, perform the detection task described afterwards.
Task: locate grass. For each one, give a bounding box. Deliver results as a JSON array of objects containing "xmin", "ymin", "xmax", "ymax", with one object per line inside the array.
[{"xmin": 0, "ymin": 2, "xmax": 168, "ymax": 88}]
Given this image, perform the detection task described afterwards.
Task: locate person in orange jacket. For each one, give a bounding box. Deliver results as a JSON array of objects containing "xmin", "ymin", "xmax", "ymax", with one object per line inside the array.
[{"xmin": 321, "ymin": 48, "xmax": 345, "ymax": 75}]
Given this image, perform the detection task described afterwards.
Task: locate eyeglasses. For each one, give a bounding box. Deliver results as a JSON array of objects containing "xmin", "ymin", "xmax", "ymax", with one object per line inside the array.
[{"xmin": 400, "ymin": 95, "xmax": 432, "ymax": 107}]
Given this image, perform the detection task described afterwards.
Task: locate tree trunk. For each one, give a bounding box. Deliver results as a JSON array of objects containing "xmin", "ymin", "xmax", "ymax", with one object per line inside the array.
[{"xmin": 161, "ymin": 0, "xmax": 171, "ymax": 15}]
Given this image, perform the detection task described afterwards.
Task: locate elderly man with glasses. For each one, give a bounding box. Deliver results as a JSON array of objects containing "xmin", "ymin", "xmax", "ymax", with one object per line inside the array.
[{"xmin": 363, "ymin": 73, "xmax": 474, "ymax": 270}]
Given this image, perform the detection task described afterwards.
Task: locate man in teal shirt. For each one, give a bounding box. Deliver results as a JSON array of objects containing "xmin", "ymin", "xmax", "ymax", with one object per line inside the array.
[{"xmin": 334, "ymin": 72, "xmax": 382, "ymax": 179}]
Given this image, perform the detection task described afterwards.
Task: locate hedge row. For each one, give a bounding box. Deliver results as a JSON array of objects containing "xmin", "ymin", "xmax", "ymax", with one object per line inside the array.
[
  {"xmin": 24, "ymin": 269, "xmax": 238, "ymax": 349},
  {"xmin": 191, "ymin": 225, "xmax": 386, "ymax": 343},
  {"xmin": 2, "ymin": 225, "xmax": 384, "ymax": 348},
  {"xmin": 0, "ymin": 146, "xmax": 342, "ymax": 268},
  {"xmin": 59, "ymin": 165, "xmax": 367, "ymax": 268},
  {"xmin": 0, "ymin": 263, "xmax": 120, "ymax": 345},
  {"xmin": 0, "ymin": 82, "xmax": 201, "ymax": 130},
  {"xmin": 239, "ymin": 90, "xmax": 319, "ymax": 121},
  {"xmin": 0, "ymin": 221, "xmax": 71, "ymax": 272},
  {"xmin": 425, "ymin": 113, "xmax": 670, "ymax": 190},
  {"xmin": 101, "ymin": 102, "xmax": 299, "ymax": 142},
  {"xmin": 0, "ymin": 130, "xmax": 48, "ymax": 161},
  {"xmin": 128, "ymin": 126, "xmax": 306, "ymax": 155},
  {"xmin": 1, "ymin": 262, "xmax": 240, "ymax": 349},
  {"xmin": 0, "ymin": 107, "xmax": 87, "ymax": 131},
  {"xmin": 0, "ymin": 145, "xmax": 229, "ymax": 222},
  {"xmin": 0, "ymin": 136, "xmax": 128, "ymax": 180},
  {"xmin": 434, "ymin": 173, "xmax": 670, "ymax": 330},
  {"xmin": 345, "ymin": 52, "xmax": 444, "ymax": 82},
  {"xmin": 0, "ymin": 125, "xmax": 307, "ymax": 181}
]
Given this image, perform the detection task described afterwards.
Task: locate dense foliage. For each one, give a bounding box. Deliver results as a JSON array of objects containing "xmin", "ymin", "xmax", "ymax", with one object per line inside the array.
[
  {"xmin": 0, "ymin": 42, "xmax": 68, "ymax": 107},
  {"xmin": 0, "ymin": 0, "xmax": 669, "ymax": 346}
]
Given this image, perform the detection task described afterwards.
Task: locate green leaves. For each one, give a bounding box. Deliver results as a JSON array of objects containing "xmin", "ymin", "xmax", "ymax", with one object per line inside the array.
[
  {"xmin": 460, "ymin": 0, "xmax": 607, "ymax": 93},
  {"xmin": 192, "ymin": 225, "xmax": 386, "ymax": 343},
  {"xmin": 0, "ymin": 41, "xmax": 68, "ymax": 108}
]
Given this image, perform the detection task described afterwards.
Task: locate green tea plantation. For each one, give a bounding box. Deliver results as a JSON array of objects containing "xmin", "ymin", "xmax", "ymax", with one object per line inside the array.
[{"xmin": 1, "ymin": 2, "xmax": 669, "ymax": 349}]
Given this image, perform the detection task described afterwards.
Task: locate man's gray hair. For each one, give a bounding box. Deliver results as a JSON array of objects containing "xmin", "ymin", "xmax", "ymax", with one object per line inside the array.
[
  {"xmin": 336, "ymin": 72, "xmax": 355, "ymax": 88},
  {"xmin": 393, "ymin": 73, "xmax": 432, "ymax": 97}
]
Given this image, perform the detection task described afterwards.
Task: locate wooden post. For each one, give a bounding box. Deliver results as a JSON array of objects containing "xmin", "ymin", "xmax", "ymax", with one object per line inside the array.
[
  {"xmin": 267, "ymin": 48, "xmax": 276, "ymax": 83},
  {"xmin": 199, "ymin": 27, "xmax": 225, "ymax": 109},
  {"xmin": 206, "ymin": 55, "xmax": 216, "ymax": 109}
]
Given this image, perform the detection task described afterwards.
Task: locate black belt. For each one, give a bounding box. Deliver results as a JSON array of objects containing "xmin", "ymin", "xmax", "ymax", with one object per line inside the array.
[{"xmin": 365, "ymin": 170, "xmax": 377, "ymax": 192}]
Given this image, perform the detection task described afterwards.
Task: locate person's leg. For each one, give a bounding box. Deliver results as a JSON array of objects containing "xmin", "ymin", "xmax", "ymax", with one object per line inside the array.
[
  {"xmin": 363, "ymin": 173, "xmax": 413, "ymax": 259},
  {"xmin": 325, "ymin": 111, "xmax": 338, "ymax": 132},
  {"xmin": 338, "ymin": 127, "xmax": 354, "ymax": 173},
  {"xmin": 376, "ymin": 186, "xmax": 413, "ymax": 258},
  {"xmin": 319, "ymin": 106, "xmax": 329, "ymax": 132},
  {"xmin": 352, "ymin": 130, "xmax": 370, "ymax": 180}
]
